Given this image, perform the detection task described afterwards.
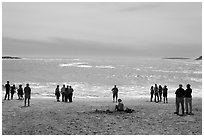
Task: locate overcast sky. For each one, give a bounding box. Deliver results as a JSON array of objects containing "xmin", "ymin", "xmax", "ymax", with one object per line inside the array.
[{"xmin": 2, "ymin": 2, "xmax": 202, "ymax": 58}]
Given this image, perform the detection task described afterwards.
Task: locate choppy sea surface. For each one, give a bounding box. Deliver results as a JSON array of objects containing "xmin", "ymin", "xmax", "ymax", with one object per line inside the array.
[{"xmin": 2, "ymin": 57, "xmax": 202, "ymax": 99}]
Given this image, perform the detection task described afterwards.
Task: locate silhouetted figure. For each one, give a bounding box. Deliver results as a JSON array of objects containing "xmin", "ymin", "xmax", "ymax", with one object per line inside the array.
[
  {"xmin": 10, "ymin": 85, "xmax": 16, "ymax": 100},
  {"xmin": 69, "ymin": 86, "xmax": 74, "ymax": 102},
  {"xmin": 24, "ymin": 83, "xmax": 31, "ymax": 106},
  {"xmin": 154, "ymin": 84, "xmax": 159, "ymax": 103},
  {"xmin": 64, "ymin": 85, "xmax": 69, "ymax": 102},
  {"xmin": 115, "ymin": 99, "xmax": 124, "ymax": 111},
  {"xmin": 55, "ymin": 85, "xmax": 60, "ymax": 102},
  {"xmin": 175, "ymin": 84, "xmax": 185, "ymax": 116},
  {"xmin": 4, "ymin": 81, "xmax": 10, "ymax": 100},
  {"xmin": 112, "ymin": 85, "xmax": 118, "ymax": 103},
  {"xmin": 61, "ymin": 85, "xmax": 66, "ymax": 102},
  {"xmin": 17, "ymin": 85, "xmax": 24, "ymax": 100},
  {"xmin": 163, "ymin": 85, "xmax": 168, "ymax": 103},
  {"xmin": 185, "ymin": 84, "xmax": 193, "ymax": 115},
  {"xmin": 159, "ymin": 85, "xmax": 163, "ymax": 102},
  {"xmin": 150, "ymin": 86, "xmax": 154, "ymax": 102}
]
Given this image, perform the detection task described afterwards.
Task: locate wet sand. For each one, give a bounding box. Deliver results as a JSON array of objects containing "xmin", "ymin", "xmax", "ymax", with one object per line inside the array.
[{"xmin": 2, "ymin": 97, "xmax": 202, "ymax": 135}]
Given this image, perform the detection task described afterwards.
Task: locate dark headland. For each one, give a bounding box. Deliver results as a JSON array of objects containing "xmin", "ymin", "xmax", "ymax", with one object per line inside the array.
[
  {"xmin": 2, "ymin": 56, "xmax": 21, "ymax": 59},
  {"xmin": 195, "ymin": 56, "xmax": 202, "ymax": 60}
]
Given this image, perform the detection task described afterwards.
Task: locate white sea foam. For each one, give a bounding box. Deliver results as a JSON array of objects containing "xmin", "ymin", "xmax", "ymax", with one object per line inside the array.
[
  {"xmin": 59, "ymin": 62, "xmax": 89, "ymax": 67},
  {"xmin": 95, "ymin": 66, "xmax": 115, "ymax": 69}
]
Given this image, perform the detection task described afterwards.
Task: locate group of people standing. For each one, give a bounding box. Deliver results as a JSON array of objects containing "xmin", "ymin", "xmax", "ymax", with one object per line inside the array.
[
  {"xmin": 175, "ymin": 84, "xmax": 193, "ymax": 116},
  {"xmin": 55, "ymin": 85, "xmax": 74, "ymax": 102},
  {"xmin": 4, "ymin": 81, "xmax": 31, "ymax": 106},
  {"xmin": 150, "ymin": 84, "xmax": 168, "ymax": 103}
]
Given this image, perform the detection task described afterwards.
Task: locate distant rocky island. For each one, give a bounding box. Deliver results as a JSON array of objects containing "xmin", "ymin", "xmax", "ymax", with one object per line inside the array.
[
  {"xmin": 163, "ymin": 57, "xmax": 190, "ymax": 60},
  {"xmin": 2, "ymin": 56, "xmax": 21, "ymax": 59},
  {"xmin": 195, "ymin": 56, "xmax": 202, "ymax": 60}
]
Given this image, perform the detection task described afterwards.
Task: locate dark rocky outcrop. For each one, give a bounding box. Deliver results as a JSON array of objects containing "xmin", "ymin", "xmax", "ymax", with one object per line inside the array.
[
  {"xmin": 195, "ymin": 56, "xmax": 202, "ymax": 60},
  {"xmin": 2, "ymin": 56, "xmax": 21, "ymax": 59}
]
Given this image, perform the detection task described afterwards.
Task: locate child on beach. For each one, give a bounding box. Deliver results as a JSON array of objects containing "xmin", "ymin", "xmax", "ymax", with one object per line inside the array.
[
  {"xmin": 115, "ymin": 99, "xmax": 135, "ymax": 113},
  {"xmin": 115, "ymin": 99, "xmax": 124, "ymax": 111}
]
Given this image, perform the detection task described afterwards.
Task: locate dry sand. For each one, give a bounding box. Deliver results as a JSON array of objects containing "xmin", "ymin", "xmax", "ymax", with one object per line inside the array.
[{"xmin": 2, "ymin": 97, "xmax": 202, "ymax": 135}]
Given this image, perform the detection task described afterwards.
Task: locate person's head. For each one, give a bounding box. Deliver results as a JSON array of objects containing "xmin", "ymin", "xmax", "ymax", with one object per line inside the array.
[
  {"xmin": 13, "ymin": 84, "xmax": 15, "ymax": 87},
  {"xmin": 114, "ymin": 85, "xmax": 117, "ymax": 88},
  {"xmin": 159, "ymin": 85, "xmax": 162, "ymax": 88},
  {"xmin": 26, "ymin": 83, "xmax": 29, "ymax": 87},
  {"xmin": 186, "ymin": 84, "xmax": 191, "ymax": 88},
  {"xmin": 179, "ymin": 84, "xmax": 182, "ymax": 88},
  {"xmin": 118, "ymin": 99, "xmax": 122, "ymax": 102},
  {"xmin": 164, "ymin": 85, "xmax": 167, "ymax": 88},
  {"xmin": 63, "ymin": 84, "xmax": 65, "ymax": 87},
  {"xmin": 155, "ymin": 84, "xmax": 157, "ymax": 87},
  {"xmin": 19, "ymin": 85, "xmax": 22, "ymax": 88},
  {"xmin": 7, "ymin": 81, "xmax": 9, "ymax": 84},
  {"xmin": 70, "ymin": 86, "xmax": 72, "ymax": 88},
  {"xmin": 67, "ymin": 85, "xmax": 69, "ymax": 88},
  {"xmin": 151, "ymin": 86, "xmax": 153, "ymax": 89},
  {"xmin": 57, "ymin": 85, "xmax": 59, "ymax": 88}
]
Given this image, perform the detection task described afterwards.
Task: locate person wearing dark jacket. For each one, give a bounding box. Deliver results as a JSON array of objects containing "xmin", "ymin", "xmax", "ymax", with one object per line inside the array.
[
  {"xmin": 163, "ymin": 85, "xmax": 168, "ymax": 103},
  {"xmin": 68, "ymin": 86, "xmax": 74, "ymax": 102},
  {"xmin": 4, "ymin": 81, "xmax": 10, "ymax": 100},
  {"xmin": 175, "ymin": 84, "xmax": 185, "ymax": 116},
  {"xmin": 185, "ymin": 84, "xmax": 193, "ymax": 115},
  {"xmin": 24, "ymin": 83, "xmax": 31, "ymax": 106},
  {"xmin": 55, "ymin": 85, "xmax": 60, "ymax": 102}
]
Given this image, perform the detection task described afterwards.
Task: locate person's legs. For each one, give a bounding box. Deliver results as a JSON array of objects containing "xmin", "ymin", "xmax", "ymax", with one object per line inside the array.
[
  {"xmin": 4, "ymin": 93, "xmax": 7, "ymax": 100},
  {"xmin": 185, "ymin": 98, "xmax": 189, "ymax": 114},
  {"xmin": 116, "ymin": 94, "xmax": 118, "ymax": 103},
  {"xmin": 181, "ymin": 98, "xmax": 184, "ymax": 115},
  {"xmin": 28, "ymin": 98, "xmax": 30, "ymax": 106},
  {"xmin": 11, "ymin": 94, "xmax": 13, "ymax": 100},
  {"xmin": 176, "ymin": 98, "xmax": 180, "ymax": 114},
  {"xmin": 189, "ymin": 98, "xmax": 192, "ymax": 113},
  {"xmin": 113, "ymin": 94, "xmax": 115, "ymax": 102},
  {"xmin": 24, "ymin": 97, "xmax": 27, "ymax": 106}
]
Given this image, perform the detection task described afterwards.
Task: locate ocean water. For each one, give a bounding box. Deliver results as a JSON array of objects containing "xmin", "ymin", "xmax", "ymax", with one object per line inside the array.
[{"xmin": 2, "ymin": 57, "xmax": 202, "ymax": 99}]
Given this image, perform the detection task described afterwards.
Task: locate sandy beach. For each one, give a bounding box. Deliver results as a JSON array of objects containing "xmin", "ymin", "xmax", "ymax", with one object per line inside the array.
[{"xmin": 2, "ymin": 97, "xmax": 202, "ymax": 135}]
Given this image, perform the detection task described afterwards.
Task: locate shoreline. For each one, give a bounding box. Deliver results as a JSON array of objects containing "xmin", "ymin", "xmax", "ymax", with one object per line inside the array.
[{"xmin": 2, "ymin": 96, "xmax": 202, "ymax": 135}]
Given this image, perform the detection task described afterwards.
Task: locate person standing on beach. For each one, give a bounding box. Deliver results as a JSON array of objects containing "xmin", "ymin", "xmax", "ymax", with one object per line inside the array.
[
  {"xmin": 112, "ymin": 85, "xmax": 119, "ymax": 103},
  {"xmin": 61, "ymin": 85, "xmax": 66, "ymax": 102},
  {"xmin": 185, "ymin": 84, "xmax": 193, "ymax": 115},
  {"xmin": 154, "ymin": 84, "xmax": 159, "ymax": 103},
  {"xmin": 69, "ymin": 86, "xmax": 74, "ymax": 102},
  {"xmin": 10, "ymin": 85, "xmax": 16, "ymax": 100},
  {"xmin": 175, "ymin": 84, "xmax": 185, "ymax": 116},
  {"xmin": 163, "ymin": 85, "xmax": 168, "ymax": 103},
  {"xmin": 55, "ymin": 85, "xmax": 60, "ymax": 102},
  {"xmin": 150, "ymin": 86, "xmax": 154, "ymax": 102},
  {"xmin": 64, "ymin": 85, "xmax": 69, "ymax": 102},
  {"xmin": 24, "ymin": 83, "xmax": 31, "ymax": 106},
  {"xmin": 17, "ymin": 85, "xmax": 24, "ymax": 100},
  {"xmin": 4, "ymin": 81, "xmax": 10, "ymax": 100},
  {"xmin": 158, "ymin": 85, "xmax": 163, "ymax": 102}
]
